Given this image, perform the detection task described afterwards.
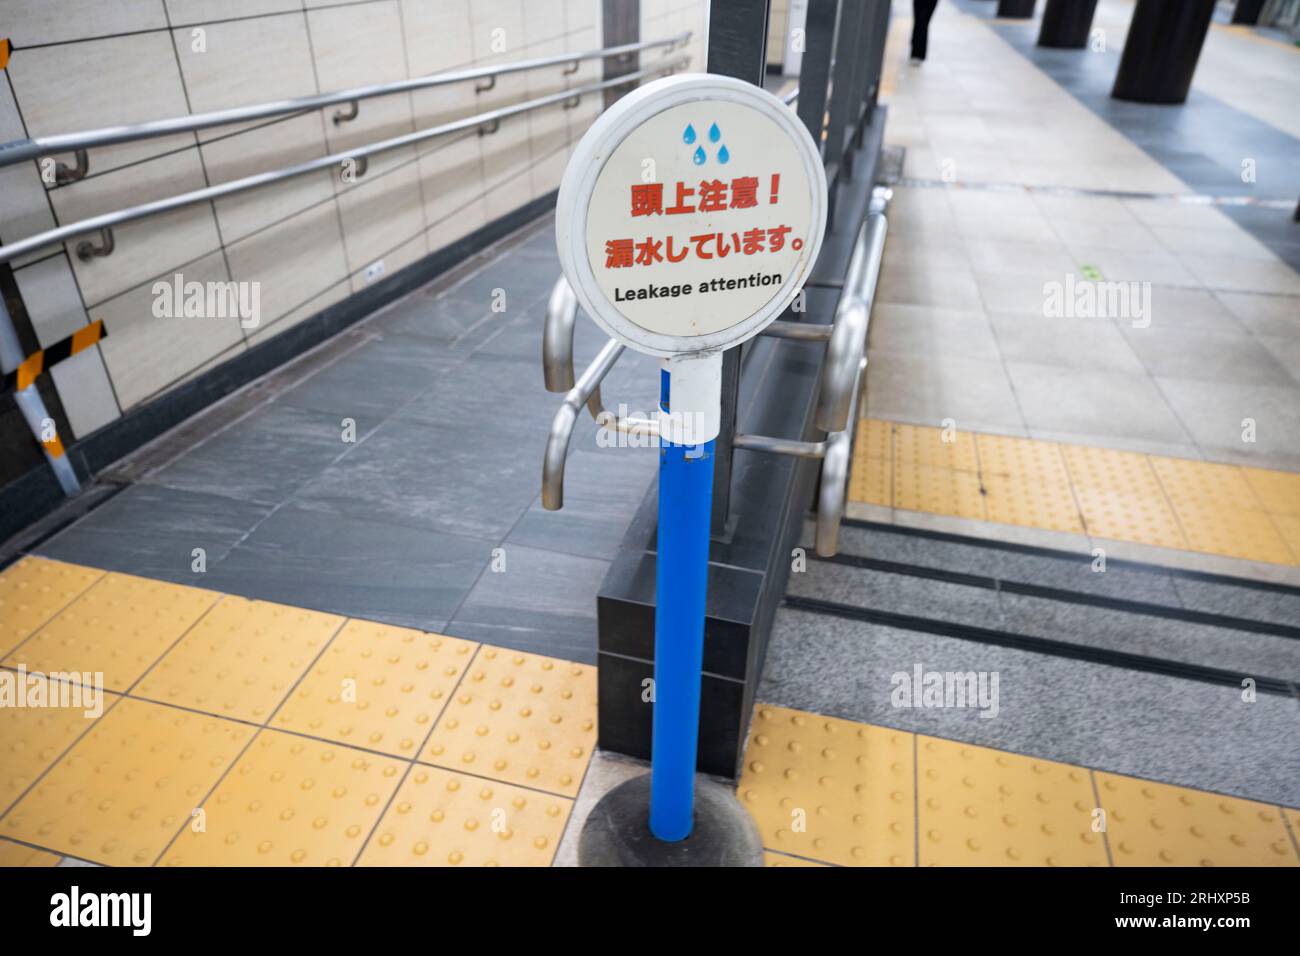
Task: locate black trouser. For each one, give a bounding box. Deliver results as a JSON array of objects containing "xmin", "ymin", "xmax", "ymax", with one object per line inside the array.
[{"xmin": 912, "ymin": 0, "xmax": 939, "ymax": 59}]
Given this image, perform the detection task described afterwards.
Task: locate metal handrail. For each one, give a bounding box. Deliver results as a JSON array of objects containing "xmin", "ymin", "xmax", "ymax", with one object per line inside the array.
[
  {"xmin": 731, "ymin": 207, "xmax": 890, "ymax": 557},
  {"xmin": 543, "ymin": 338, "xmax": 626, "ymax": 511},
  {"xmin": 542, "ymin": 275, "xmax": 657, "ymax": 437},
  {"xmin": 0, "ymin": 33, "xmax": 692, "ymax": 169},
  {"xmin": 0, "ymin": 57, "xmax": 688, "ymax": 266}
]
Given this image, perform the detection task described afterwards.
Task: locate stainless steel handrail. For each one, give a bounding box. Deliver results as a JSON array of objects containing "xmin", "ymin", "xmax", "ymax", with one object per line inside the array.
[
  {"xmin": 543, "ymin": 338, "xmax": 626, "ymax": 511},
  {"xmin": 731, "ymin": 208, "xmax": 889, "ymax": 557},
  {"xmin": 541, "ymin": 274, "xmax": 656, "ymax": 438},
  {"xmin": 0, "ymin": 57, "xmax": 688, "ymax": 266},
  {"xmin": 0, "ymin": 33, "xmax": 692, "ymax": 168}
]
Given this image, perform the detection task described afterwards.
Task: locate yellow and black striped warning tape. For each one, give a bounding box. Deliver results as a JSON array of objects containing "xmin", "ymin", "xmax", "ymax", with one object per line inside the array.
[
  {"xmin": 3, "ymin": 319, "xmax": 107, "ymax": 391},
  {"xmin": 0, "ymin": 39, "xmax": 11, "ymax": 72}
]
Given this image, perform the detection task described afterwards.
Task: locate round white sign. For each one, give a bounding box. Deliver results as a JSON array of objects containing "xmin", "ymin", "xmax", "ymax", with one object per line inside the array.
[{"xmin": 556, "ymin": 73, "xmax": 827, "ymax": 358}]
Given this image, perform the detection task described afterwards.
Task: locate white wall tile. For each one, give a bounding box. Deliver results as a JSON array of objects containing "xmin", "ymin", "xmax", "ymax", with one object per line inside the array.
[
  {"xmin": 400, "ymin": 0, "xmax": 474, "ymax": 75},
  {"xmin": 49, "ymin": 150, "xmax": 221, "ymax": 306},
  {"xmin": 48, "ymin": 346, "xmax": 121, "ymax": 439},
  {"xmin": 165, "ymin": 0, "xmax": 302, "ymax": 25},
  {"xmin": 348, "ymin": 230, "xmax": 427, "ymax": 293},
  {"xmin": 470, "ymin": 0, "xmax": 526, "ymax": 60},
  {"xmin": 336, "ymin": 161, "xmax": 426, "ymax": 270},
  {"xmin": 3, "ymin": 0, "xmax": 167, "ymax": 47},
  {"xmin": 246, "ymin": 278, "xmax": 349, "ymax": 346},
  {"xmin": 417, "ymin": 132, "xmax": 485, "ymax": 227},
  {"xmin": 201, "ymin": 114, "xmax": 335, "ymax": 243},
  {"xmin": 7, "ymin": 33, "xmax": 197, "ymax": 175},
  {"xmin": 12, "ymin": 255, "xmax": 88, "ymax": 348},
  {"xmin": 174, "ymin": 13, "xmax": 317, "ymax": 114},
  {"xmin": 92, "ymin": 250, "xmax": 245, "ymax": 409},
  {"xmin": 225, "ymin": 198, "xmax": 349, "ymax": 323}
]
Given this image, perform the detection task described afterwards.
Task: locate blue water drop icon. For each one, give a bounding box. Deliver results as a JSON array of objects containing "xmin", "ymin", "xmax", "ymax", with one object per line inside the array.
[
  {"xmin": 708, "ymin": 122, "xmax": 721, "ymax": 143},
  {"xmin": 692, "ymin": 145, "xmax": 706, "ymax": 165},
  {"xmin": 683, "ymin": 124, "xmax": 696, "ymax": 145},
  {"xmin": 717, "ymin": 144, "xmax": 730, "ymax": 164}
]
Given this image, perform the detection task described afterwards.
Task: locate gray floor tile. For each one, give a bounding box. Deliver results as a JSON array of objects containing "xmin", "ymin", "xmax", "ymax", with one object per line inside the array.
[
  {"xmin": 999, "ymin": 592, "xmax": 1300, "ymax": 680},
  {"xmin": 37, "ymin": 484, "xmax": 274, "ymax": 587},
  {"xmin": 759, "ymin": 608, "xmax": 1300, "ymax": 806},
  {"xmin": 446, "ymin": 544, "xmax": 610, "ymax": 664},
  {"xmin": 145, "ymin": 402, "xmax": 354, "ymax": 507},
  {"xmin": 790, "ymin": 561, "xmax": 1007, "ymax": 630},
  {"xmin": 1156, "ymin": 377, "xmax": 1300, "ymax": 470},
  {"xmin": 201, "ymin": 503, "xmax": 490, "ymax": 632},
  {"xmin": 1120, "ymin": 324, "xmax": 1295, "ymax": 387},
  {"xmin": 1171, "ymin": 577, "xmax": 1300, "ymax": 631},
  {"xmin": 294, "ymin": 415, "xmax": 541, "ymax": 542},
  {"xmin": 508, "ymin": 448, "xmax": 658, "ymax": 561}
]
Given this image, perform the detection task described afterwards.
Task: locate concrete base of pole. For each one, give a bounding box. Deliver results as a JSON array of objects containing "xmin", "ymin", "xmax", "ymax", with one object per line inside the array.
[{"xmin": 577, "ymin": 774, "xmax": 764, "ymax": 867}]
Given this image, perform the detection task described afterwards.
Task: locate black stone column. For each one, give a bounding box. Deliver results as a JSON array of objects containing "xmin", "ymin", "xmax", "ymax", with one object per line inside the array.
[
  {"xmin": 1112, "ymin": 0, "xmax": 1216, "ymax": 105},
  {"xmin": 1038, "ymin": 0, "xmax": 1099, "ymax": 48},
  {"xmin": 997, "ymin": 0, "xmax": 1037, "ymax": 18}
]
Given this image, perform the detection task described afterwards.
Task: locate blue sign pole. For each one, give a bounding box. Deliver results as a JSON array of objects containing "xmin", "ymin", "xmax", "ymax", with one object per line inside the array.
[{"xmin": 649, "ymin": 356, "xmax": 720, "ymax": 842}]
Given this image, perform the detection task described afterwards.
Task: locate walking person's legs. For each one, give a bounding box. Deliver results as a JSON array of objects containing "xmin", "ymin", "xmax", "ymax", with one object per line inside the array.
[{"xmin": 912, "ymin": 0, "xmax": 939, "ymax": 61}]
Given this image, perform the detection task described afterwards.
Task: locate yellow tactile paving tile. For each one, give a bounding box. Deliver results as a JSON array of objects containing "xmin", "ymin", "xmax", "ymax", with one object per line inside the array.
[
  {"xmin": 357, "ymin": 766, "xmax": 571, "ymax": 867},
  {"xmin": 847, "ymin": 446, "xmax": 891, "ymax": 506},
  {"xmin": 0, "ymin": 672, "xmax": 111, "ymax": 811},
  {"xmin": 4, "ymin": 573, "xmax": 220, "ymax": 692},
  {"xmin": 135, "ymin": 596, "xmax": 343, "ymax": 724},
  {"xmin": 894, "ymin": 422, "xmax": 979, "ymax": 472},
  {"xmin": 856, "ymin": 416, "xmax": 894, "ymax": 461},
  {"xmin": 1174, "ymin": 507, "xmax": 1295, "ymax": 565},
  {"xmin": 917, "ymin": 736, "xmax": 1106, "ymax": 867},
  {"xmin": 161, "ymin": 730, "xmax": 403, "ymax": 867},
  {"xmin": 0, "ymin": 839, "xmax": 61, "ymax": 867},
  {"xmin": 893, "ymin": 460, "xmax": 986, "ymax": 519},
  {"xmin": 1241, "ymin": 467, "xmax": 1300, "ymax": 516},
  {"xmin": 850, "ymin": 418, "xmax": 1300, "ymax": 566},
  {"xmin": 1096, "ymin": 773, "xmax": 1298, "ymax": 867},
  {"xmin": 2, "ymin": 699, "xmax": 252, "ymax": 866},
  {"xmin": 423, "ymin": 647, "xmax": 596, "ymax": 798},
  {"xmin": 764, "ymin": 850, "xmax": 827, "ymax": 867},
  {"xmin": 738, "ymin": 705, "xmax": 914, "ymax": 867},
  {"xmin": 1150, "ymin": 455, "xmax": 1261, "ymax": 512},
  {"xmin": 0, "ymin": 557, "xmax": 103, "ymax": 658},
  {"xmin": 982, "ymin": 472, "xmax": 1083, "ymax": 533},
  {"xmin": 274, "ymin": 620, "xmax": 476, "ymax": 758}
]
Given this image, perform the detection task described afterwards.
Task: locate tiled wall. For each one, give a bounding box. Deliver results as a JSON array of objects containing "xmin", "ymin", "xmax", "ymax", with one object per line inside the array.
[
  {"xmin": 767, "ymin": 0, "xmax": 789, "ymax": 68},
  {"xmin": 0, "ymin": 0, "xmax": 706, "ymax": 443}
]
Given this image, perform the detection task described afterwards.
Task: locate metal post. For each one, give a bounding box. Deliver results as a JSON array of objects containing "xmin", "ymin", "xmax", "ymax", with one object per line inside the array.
[
  {"xmin": 824, "ymin": 0, "xmax": 865, "ymax": 169},
  {"xmin": 795, "ymin": 0, "xmax": 841, "ymax": 155},
  {"xmin": 649, "ymin": 351, "xmax": 722, "ymax": 841},
  {"xmin": 705, "ymin": 0, "xmax": 771, "ymax": 539}
]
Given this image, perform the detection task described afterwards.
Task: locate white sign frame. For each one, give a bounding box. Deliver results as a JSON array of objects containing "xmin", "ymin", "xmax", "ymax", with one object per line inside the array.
[{"xmin": 555, "ymin": 73, "xmax": 827, "ymax": 358}]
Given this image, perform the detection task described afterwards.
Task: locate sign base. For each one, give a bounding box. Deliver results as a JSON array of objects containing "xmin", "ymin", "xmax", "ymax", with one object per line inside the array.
[{"xmin": 577, "ymin": 774, "xmax": 764, "ymax": 867}]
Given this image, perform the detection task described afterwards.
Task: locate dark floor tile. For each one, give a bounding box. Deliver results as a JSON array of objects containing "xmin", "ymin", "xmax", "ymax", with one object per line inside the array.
[
  {"xmin": 1171, "ymin": 577, "xmax": 1300, "ymax": 631},
  {"xmin": 446, "ymin": 544, "xmax": 610, "ymax": 664},
  {"xmin": 37, "ymin": 484, "xmax": 274, "ymax": 587},
  {"xmin": 145, "ymin": 402, "xmax": 353, "ymax": 506},
  {"xmin": 201, "ymin": 502, "xmax": 491, "ymax": 631}
]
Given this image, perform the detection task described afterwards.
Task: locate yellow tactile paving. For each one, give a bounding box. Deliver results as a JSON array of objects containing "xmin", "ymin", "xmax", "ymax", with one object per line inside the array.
[
  {"xmin": 0, "ymin": 557, "xmax": 102, "ymax": 658},
  {"xmin": 847, "ymin": 446, "xmax": 891, "ymax": 506},
  {"xmin": 0, "ymin": 839, "xmax": 61, "ymax": 867},
  {"xmin": 274, "ymin": 620, "xmax": 476, "ymax": 758},
  {"xmin": 1097, "ymin": 773, "xmax": 1298, "ymax": 867},
  {"xmin": 764, "ymin": 850, "xmax": 827, "ymax": 867},
  {"xmin": 2, "ymin": 699, "xmax": 252, "ymax": 866},
  {"xmin": 893, "ymin": 460, "xmax": 987, "ymax": 519},
  {"xmin": 135, "ymin": 596, "xmax": 343, "ymax": 724},
  {"xmin": 357, "ymin": 766, "xmax": 571, "ymax": 867},
  {"xmin": 738, "ymin": 705, "xmax": 914, "ymax": 867},
  {"xmin": 894, "ymin": 422, "xmax": 979, "ymax": 472},
  {"xmin": 4, "ymin": 573, "xmax": 220, "ymax": 691},
  {"xmin": 850, "ymin": 418, "xmax": 1300, "ymax": 566},
  {"xmin": 161, "ymin": 730, "xmax": 403, "ymax": 867},
  {"xmin": 917, "ymin": 736, "xmax": 1106, "ymax": 867},
  {"xmin": 423, "ymin": 647, "xmax": 596, "ymax": 798},
  {"xmin": 983, "ymin": 472, "xmax": 1083, "ymax": 533},
  {"xmin": 1241, "ymin": 467, "xmax": 1300, "ymax": 516},
  {"xmin": 0, "ymin": 672, "xmax": 111, "ymax": 811}
]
